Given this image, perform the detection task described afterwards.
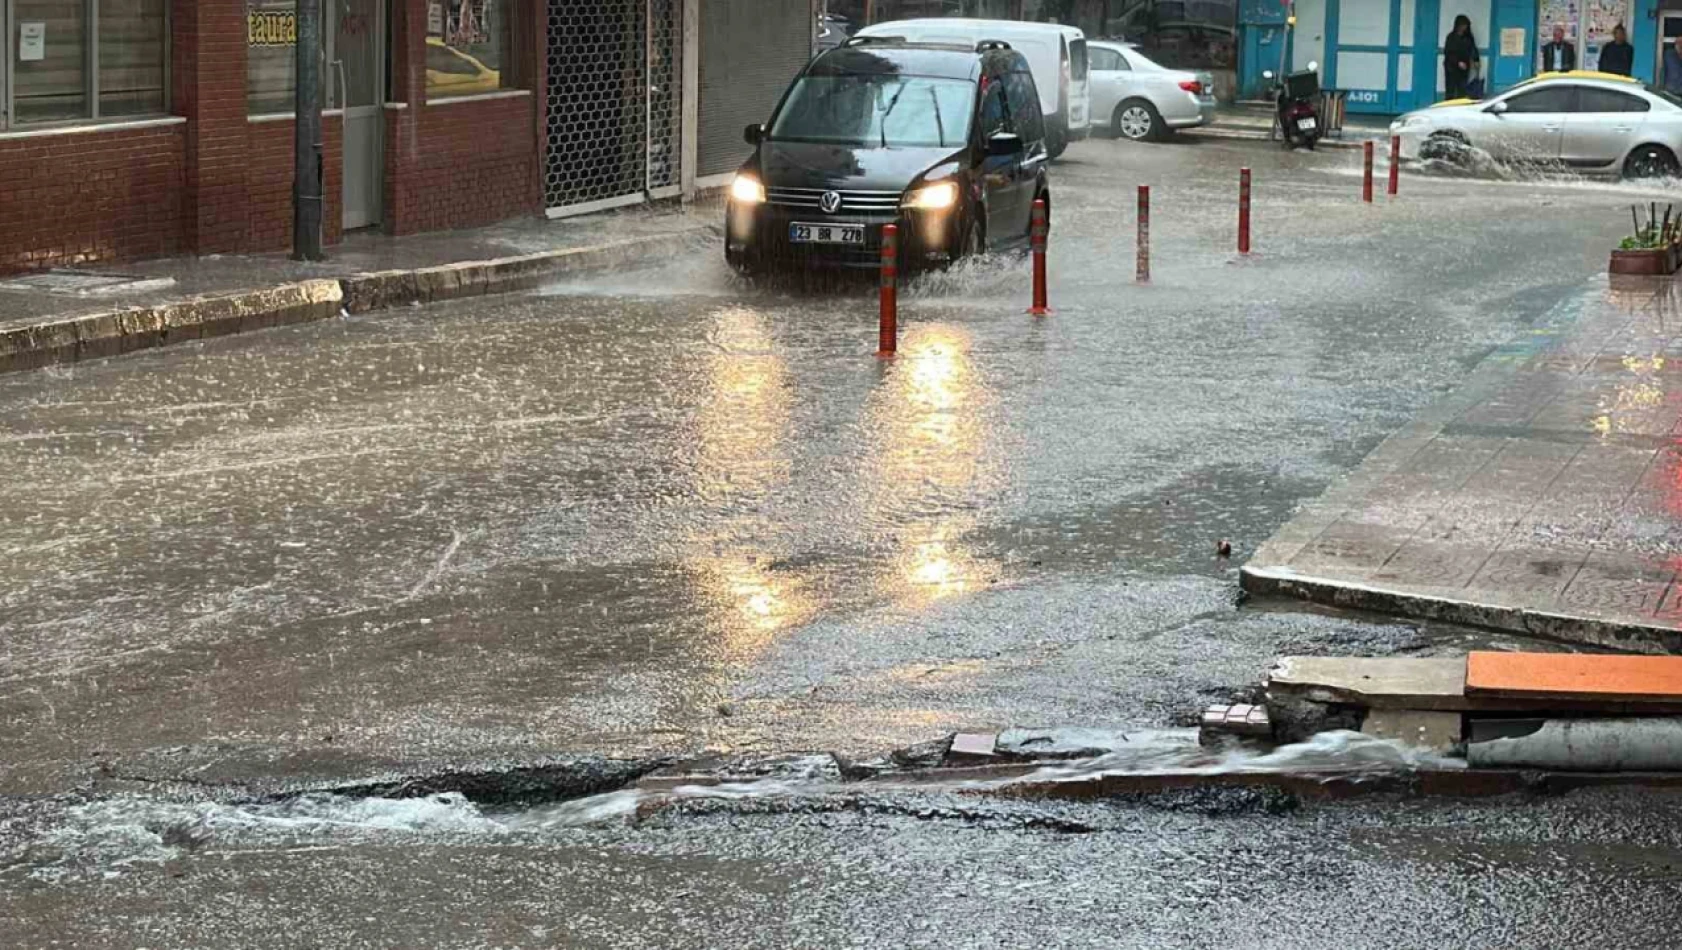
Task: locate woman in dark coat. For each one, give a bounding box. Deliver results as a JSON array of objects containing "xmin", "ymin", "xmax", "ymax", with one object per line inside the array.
[{"xmin": 1443, "ymin": 15, "xmax": 1479, "ymax": 99}]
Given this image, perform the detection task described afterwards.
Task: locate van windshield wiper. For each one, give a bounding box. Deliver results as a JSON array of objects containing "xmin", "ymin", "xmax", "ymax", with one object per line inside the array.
[
  {"xmin": 929, "ymin": 86, "xmax": 945, "ymax": 145},
  {"xmin": 878, "ymin": 82, "xmax": 908, "ymax": 147}
]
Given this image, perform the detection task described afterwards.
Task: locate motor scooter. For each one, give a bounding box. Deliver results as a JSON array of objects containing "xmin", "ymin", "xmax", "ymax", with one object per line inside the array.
[{"xmin": 1263, "ymin": 62, "xmax": 1322, "ymax": 150}]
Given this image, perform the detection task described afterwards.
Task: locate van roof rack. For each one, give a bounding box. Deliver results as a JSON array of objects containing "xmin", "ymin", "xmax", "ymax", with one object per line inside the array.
[
  {"xmin": 841, "ymin": 35, "xmax": 907, "ymax": 47},
  {"xmin": 975, "ymin": 39, "xmax": 1013, "ymax": 51}
]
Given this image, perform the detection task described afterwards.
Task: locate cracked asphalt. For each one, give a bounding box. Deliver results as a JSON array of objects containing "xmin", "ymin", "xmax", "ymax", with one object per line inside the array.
[{"xmin": 5, "ymin": 135, "xmax": 1682, "ymax": 946}]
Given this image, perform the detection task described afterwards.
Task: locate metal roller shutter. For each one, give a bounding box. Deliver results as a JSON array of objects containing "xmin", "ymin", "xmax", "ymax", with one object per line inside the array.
[{"xmin": 698, "ymin": 0, "xmax": 811, "ymax": 178}]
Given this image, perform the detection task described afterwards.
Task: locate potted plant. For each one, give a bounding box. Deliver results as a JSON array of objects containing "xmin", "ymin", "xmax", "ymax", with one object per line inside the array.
[{"xmin": 1611, "ymin": 204, "xmax": 1682, "ymax": 276}]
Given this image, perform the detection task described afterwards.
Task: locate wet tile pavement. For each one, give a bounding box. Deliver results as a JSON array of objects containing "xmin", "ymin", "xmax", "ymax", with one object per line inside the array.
[{"xmin": 1244, "ymin": 274, "xmax": 1682, "ymax": 651}]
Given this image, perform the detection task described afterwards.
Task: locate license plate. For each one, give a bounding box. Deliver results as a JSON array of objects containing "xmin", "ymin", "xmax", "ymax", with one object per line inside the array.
[
  {"xmin": 789, "ymin": 223, "xmax": 865, "ymax": 245},
  {"xmin": 1296, "ymin": 117, "xmax": 1318, "ymax": 131}
]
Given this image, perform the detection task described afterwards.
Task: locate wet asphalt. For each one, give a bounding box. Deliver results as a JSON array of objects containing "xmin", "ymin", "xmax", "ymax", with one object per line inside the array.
[{"xmin": 6, "ymin": 134, "xmax": 1682, "ymax": 945}]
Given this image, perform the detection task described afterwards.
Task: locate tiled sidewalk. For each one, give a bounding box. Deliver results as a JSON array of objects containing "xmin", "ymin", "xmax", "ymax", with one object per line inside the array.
[{"xmin": 1244, "ymin": 275, "xmax": 1682, "ymax": 652}]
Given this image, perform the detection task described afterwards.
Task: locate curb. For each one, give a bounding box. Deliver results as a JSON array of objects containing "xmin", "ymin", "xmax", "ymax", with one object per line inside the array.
[
  {"xmin": 0, "ymin": 226, "xmax": 712, "ymax": 374},
  {"xmin": 338, "ymin": 228, "xmax": 711, "ymax": 314},
  {"xmin": 0, "ymin": 279, "xmax": 344, "ymax": 374},
  {"xmin": 1241, "ymin": 564, "xmax": 1682, "ymax": 655},
  {"xmin": 1182, "ymin": 126, "xmax": 1370, "ymax": 151}
]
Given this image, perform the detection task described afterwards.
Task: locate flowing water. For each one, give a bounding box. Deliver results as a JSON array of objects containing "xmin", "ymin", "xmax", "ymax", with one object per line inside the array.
[{"xmin": 11, "ymin": 731, "xmax": 1465, "ymax": 884}]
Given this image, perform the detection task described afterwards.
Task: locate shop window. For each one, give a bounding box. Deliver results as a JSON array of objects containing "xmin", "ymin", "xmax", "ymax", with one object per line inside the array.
[
  {"xmin": 248, "ymin": 0, "xmax": 326, "ymax": 115},
  {"xmin": 426, "ymin": 0, "xmax": 514, "ymax": 100},
  {"xmin": 100, "ymin": 0, "xmax": 168, "ymax": 117},
  {"xmin": 5, "ymin": 0, "xmax": 169, "ymax": 128}
]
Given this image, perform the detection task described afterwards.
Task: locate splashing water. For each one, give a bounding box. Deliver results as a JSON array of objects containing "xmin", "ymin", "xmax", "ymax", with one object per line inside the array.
[{"xmin": 15, "ymin": 731, "xmax": 1459, "ymax": 880}]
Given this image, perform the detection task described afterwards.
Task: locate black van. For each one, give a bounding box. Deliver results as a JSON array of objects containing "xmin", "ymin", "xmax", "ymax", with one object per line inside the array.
[{"xmin": 725, "ymin": 38, "xmax": 1051, "ymax": 275}]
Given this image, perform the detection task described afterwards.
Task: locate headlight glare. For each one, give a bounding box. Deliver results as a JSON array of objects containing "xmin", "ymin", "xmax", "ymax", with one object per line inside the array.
[
  {"xmin": 904, "ymin": 181, "xmax": 959, "ymax": 210},
  {"xmin": 730, "ymin": 174, "xmax": 765, "ymax": 204}
]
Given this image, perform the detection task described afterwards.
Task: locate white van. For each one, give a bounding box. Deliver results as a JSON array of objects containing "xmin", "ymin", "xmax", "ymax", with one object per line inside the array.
[{"xmin": 854, "ymin": 18, "xmax": 1090, "ymax": 158}]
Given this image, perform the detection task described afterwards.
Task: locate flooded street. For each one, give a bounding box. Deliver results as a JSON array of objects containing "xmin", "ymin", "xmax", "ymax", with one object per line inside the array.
[{"xmin": 8, "ymin": 135, "xmax": 1682, "ymax": 945}]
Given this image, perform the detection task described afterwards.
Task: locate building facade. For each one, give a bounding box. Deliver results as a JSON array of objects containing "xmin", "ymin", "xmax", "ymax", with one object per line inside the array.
[
  {"xmin": 1240, "ymin": 0, "xmax": 1679, "ymax": 111},
  {"xmin": 0, "ymin": 0, "xmax": 812, "ymax": 275}
]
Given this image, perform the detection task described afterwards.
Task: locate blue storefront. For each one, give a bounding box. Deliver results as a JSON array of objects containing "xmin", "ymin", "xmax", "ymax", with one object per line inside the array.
[{"xmin": 1239, "ymin": 0, "xmax": 1669, "ymax": 114}]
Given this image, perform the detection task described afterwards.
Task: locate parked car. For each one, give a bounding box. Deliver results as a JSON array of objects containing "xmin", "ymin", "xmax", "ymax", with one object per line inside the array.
[
  {"xmin": 1392, "ymin": 71, "xmax": 1682, "ymax": 179},
  {"xmin": 854, "ymin": 19, "xmax": 1089, "ymax": 158},
  {"xmin": 725, "ymin": 37, "xmax": 1052, "ymax": 276},
  {"xmin": 1088, "ymin": 40, "xmax": 1215, "ymax": 140}
]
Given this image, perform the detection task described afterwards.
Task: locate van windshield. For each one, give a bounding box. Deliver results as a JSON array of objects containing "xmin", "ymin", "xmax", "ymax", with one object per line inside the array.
[{"xmin": 770, "ymin": 74, "xmax": 976, "ymax": 148}]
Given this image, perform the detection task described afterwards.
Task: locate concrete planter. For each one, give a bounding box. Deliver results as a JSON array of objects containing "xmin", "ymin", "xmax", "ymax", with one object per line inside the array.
[{"xmin": 1609, "ymin": 244, "xmax": 1682, "ymax": 276}]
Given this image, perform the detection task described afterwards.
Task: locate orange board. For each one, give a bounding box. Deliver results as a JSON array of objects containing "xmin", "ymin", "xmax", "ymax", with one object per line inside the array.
[{"xmin": 1466, "ymin": 652, "xmax": 1682, "ymax": 703}]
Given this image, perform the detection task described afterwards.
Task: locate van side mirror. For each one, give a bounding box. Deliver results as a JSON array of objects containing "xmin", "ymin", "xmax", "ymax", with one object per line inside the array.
[
  {"xmin": 1487, "ymin": 99, "xmax": 1508, "ymax": 115},
  {"xmin": 988, "ymin": 131, "xmax": 1023, "ymax": 156},
  {"xmin": 743, "ymin": 124, "xmax": 764, "ymax": 145}
]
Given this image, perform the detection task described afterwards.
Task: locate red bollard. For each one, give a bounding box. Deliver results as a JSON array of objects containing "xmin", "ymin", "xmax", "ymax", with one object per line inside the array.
[
  {"xmin": 1363, "ymin": 140, "xmax": 1374, "ymax": 203},
  {"xmin": 1136, "ymin": 185, "xmax": 1150, "ymax": 284},
  {"xmin": 878, "ymin": 224, "xmax": 898, "ymax": 356},
  {"xmin": 1027, "ymin": 197, "xmax": 1049, "ymax": 315},
  {"xmin": 1238, "ymin": 167, "xmax": 1251, "ymax": 255},
  {"xmin": 1388, "ymin": 134, "xmax": 1401, "ymax": 197}
]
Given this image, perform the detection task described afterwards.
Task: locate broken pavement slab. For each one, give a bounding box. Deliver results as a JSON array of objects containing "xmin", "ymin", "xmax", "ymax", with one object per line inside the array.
[
  {"xmin": 946, "ymin": 733, "xmax": 1000, "ymax": 764},
  {"xmin": 1267, "ymin": 656, "xmax": 1471, "ymax": 711},
  {"xmin": 1361, "ymin": 709, "xmax": 1463, "ymax": 753}
]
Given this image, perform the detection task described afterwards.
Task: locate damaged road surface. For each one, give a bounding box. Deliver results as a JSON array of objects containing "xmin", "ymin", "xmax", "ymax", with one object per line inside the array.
[{"xmin": 6, "ymin": 140, "xmax": 1682, "ymax": 945}]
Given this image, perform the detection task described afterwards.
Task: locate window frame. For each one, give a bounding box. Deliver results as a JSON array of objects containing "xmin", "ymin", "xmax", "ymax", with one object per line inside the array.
[
  {"xmin": 1500, "ymin": 85, "xmax": 1578, "ymax": 114},
  {"xmin": 1089, "ymin": 46, "xmax": 1127, "ymax": 73},
  {"xmin": 2, "ymin": 0, "xmax": 173, "ymax": 131},
  {"xmin": 1577, "ymin": 86, "xmax": 1650, "ymax": 113}
]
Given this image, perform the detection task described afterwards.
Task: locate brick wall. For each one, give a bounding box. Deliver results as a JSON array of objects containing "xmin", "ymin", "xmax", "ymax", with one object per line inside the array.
[
  {"xmin": 386, "ymin": 97, "xmax": 539, "ymax": 236},
  {"xmin": 0, "ymin": 0, "xmax": 540, "ymax": 275},
  {"xmin": 242, "ymin": 118, "xmax": 345, "ymax": 252},
  {"xmin": 0, "ymin": 124, "xmax": 187, "ymax": 273},
  {"xmin": 383, "ymin": 0, "xmax": 542, "ymax": 235}
]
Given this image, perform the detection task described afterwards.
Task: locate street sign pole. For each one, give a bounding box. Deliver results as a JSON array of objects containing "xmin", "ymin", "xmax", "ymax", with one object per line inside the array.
[{"xmin": 293, "ymin": 0, "xmax": 325, "ymax": 261}]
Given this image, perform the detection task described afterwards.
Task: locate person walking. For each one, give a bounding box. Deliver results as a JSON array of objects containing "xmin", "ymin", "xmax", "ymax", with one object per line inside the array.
[
  {"xmin": 1540, "ymin": 24, "xmax": 1577, "ymax": 72},
  {"xmin": 1443, "ymin": 16, "xmax": 1480, "ymax": 99},
  {"xmin": 1599, "ymin": 24, "xmax": 1634, "ymax": 76},
  {"xmin": 1666, "ymin": 35, "xmax": 1682, "ymax": 93}
]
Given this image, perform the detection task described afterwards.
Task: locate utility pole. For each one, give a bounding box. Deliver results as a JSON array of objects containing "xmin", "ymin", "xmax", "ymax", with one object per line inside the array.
[{"xmin": 293, "ymin": 0, "xmax": 325, "ymax": 261}]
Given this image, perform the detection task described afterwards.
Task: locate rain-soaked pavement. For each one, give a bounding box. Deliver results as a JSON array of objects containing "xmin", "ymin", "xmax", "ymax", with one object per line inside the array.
[{"xmin": 8, "ymin": 136, "xmax": 1682, "ymax": 945}]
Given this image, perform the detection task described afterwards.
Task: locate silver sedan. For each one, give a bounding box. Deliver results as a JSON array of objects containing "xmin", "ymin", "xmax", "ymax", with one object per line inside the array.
[
  {"xmin": 1088, "ymin": 41, "xmax": 1217, "ymax": 141},
  {"xmin": 1391, "ymin": 74, "xmax": 1682, "ymax": 179}
]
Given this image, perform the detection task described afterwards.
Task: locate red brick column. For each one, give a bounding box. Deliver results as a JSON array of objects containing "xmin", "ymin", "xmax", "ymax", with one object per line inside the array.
[
  {"xmin": 173, "ymin": 0, "xmax": 250, "ymax": 254},
  {"xmin": 385, "ymin": 0, "xmax": 425, "ymax": 234}
]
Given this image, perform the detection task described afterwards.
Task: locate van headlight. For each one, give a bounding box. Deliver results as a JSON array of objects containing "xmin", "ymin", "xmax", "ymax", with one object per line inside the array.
[
  {"xmin": 729, "ymin": 174, "xmax": 765, "ymax": 204},
  {"xmin": 903, "ymin": 181, "xmax": 959, "ymax": 210}
]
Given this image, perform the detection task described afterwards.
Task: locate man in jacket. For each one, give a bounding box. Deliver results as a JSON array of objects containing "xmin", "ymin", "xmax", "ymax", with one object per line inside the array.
[
  {"xmin": 1540, "ymin": 25, "xmax": 1576, "ymax": 72},
  {"xmin": 1599, "ymin": 24, "xmax": 1634, "ymax": 76}
]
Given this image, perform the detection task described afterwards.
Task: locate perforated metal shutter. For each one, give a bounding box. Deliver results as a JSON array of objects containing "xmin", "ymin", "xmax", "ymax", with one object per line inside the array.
[
  {"xmin": 544, "ymin": 0, "xmax": 682, "ymax": 214},
  {"xmin": 698, "ymin": 0, "xmax": 811, "ymax": 178}
]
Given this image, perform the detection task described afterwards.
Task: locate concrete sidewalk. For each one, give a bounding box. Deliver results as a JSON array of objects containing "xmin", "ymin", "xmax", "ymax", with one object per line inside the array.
[
  {"xmin": 1244, "ymin": 274, "xmax": 1682, "ymax": 653},
  {"xmin": 0, "ymin": 202, "xmax": 718, "ymax": 372}
]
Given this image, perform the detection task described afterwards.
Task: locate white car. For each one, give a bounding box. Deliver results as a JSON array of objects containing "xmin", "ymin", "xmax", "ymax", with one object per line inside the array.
[
  {"xmin": 1391, "ymin": 72, "xmax": 1682, "ymax": 179},
  {"xmin": 1088, "ymin": 40, "xmax": 1216, "ymax": 141}
]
